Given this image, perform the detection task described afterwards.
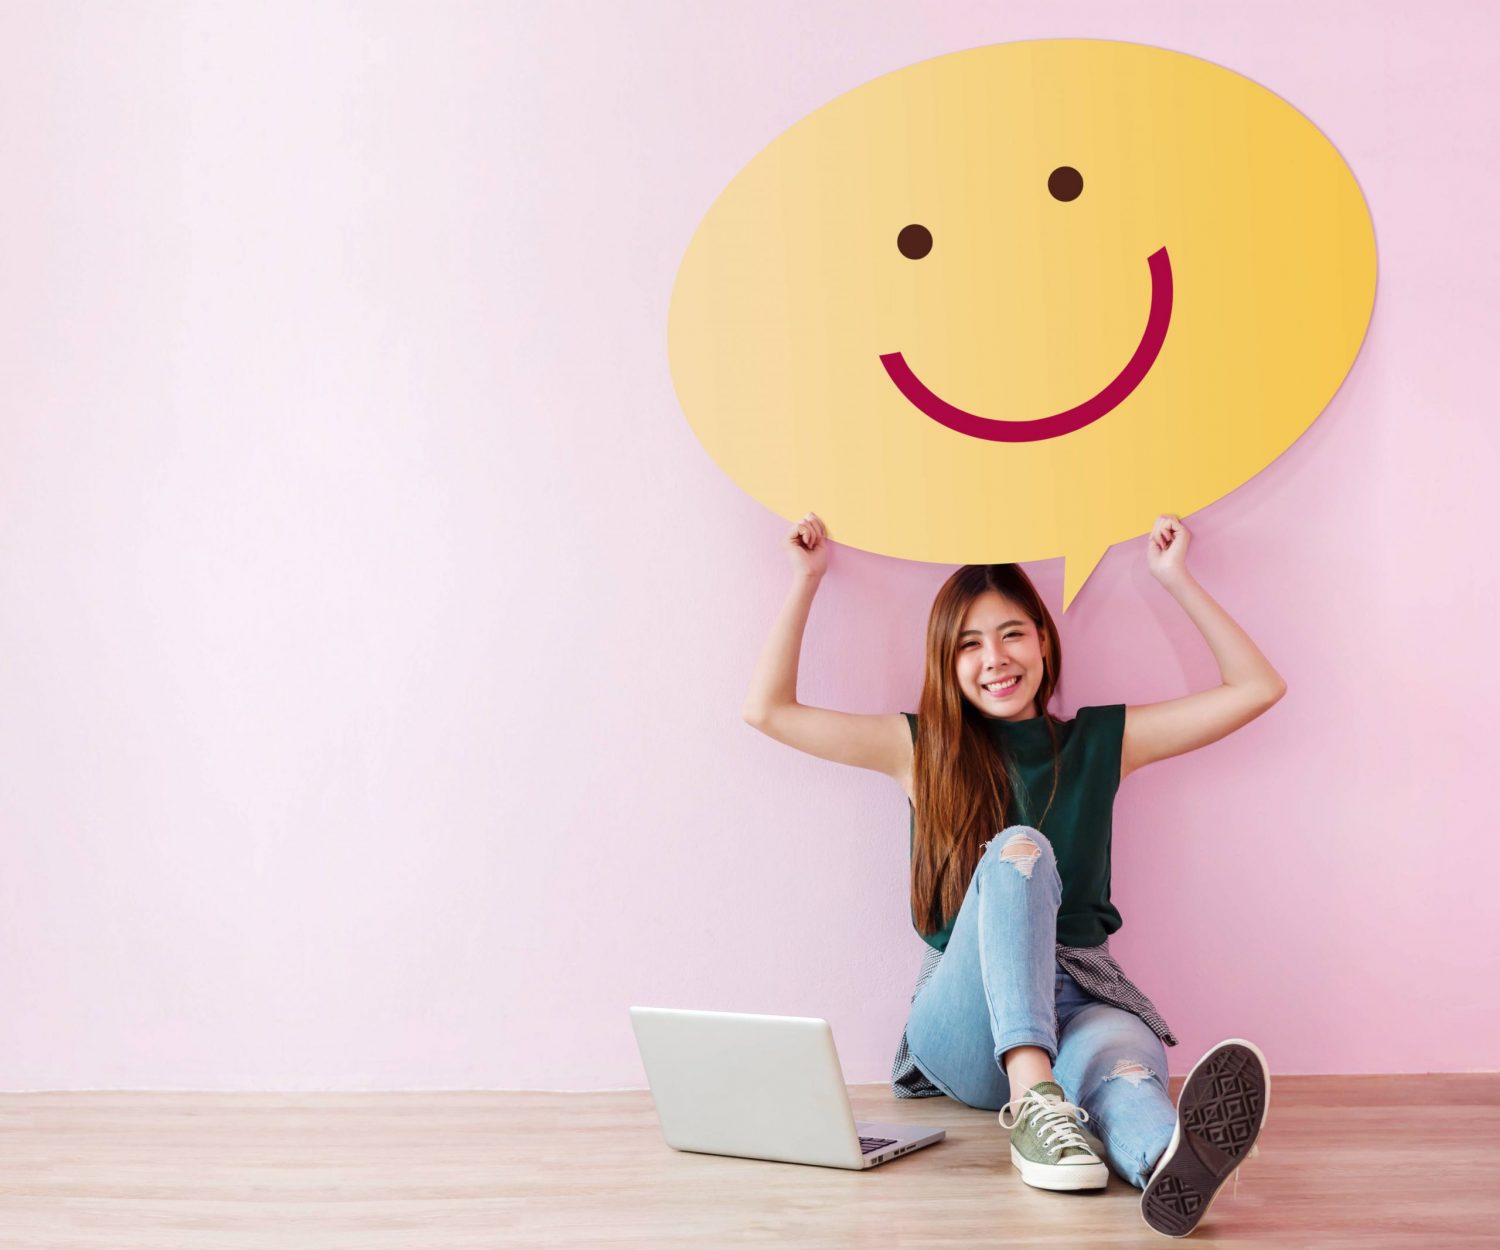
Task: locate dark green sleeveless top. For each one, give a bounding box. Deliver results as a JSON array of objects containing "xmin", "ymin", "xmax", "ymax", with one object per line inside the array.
[{"xmin": 904, "ymin": 705, "xmax": 1127, "ymax": 951}]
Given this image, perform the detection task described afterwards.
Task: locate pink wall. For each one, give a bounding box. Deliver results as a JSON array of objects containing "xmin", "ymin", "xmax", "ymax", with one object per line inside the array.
[{"xmin": 0, "ymin": 2, "xmax": 1494, "ymax": 1090}]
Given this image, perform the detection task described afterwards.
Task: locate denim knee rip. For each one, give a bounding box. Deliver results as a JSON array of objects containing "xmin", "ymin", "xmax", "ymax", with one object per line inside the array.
[
  {"xmin": 994, "ymin": 829, "xmax": 1044, "ymax": 879},
  {"xmin": 1103, "ymin": 1059, "xmax": 1155, "ymax": 1087}
]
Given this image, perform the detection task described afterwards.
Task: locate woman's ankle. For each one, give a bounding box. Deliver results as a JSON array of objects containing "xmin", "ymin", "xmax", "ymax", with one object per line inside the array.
[{"xmin": 1002, "ymin": 1044, "xmax": 1054, "ymax": 1093}]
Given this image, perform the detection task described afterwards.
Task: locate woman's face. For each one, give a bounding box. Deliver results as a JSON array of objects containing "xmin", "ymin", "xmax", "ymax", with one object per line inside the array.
[{"xmin": 955, "ymin": 590, "xmax": 1047, "ymax": 722}]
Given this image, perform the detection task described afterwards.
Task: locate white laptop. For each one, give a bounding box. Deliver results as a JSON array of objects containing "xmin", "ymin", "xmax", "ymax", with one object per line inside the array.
[{"xmin": 629, "ymin": 1006, "xmax": 945, "ymax": 1169}]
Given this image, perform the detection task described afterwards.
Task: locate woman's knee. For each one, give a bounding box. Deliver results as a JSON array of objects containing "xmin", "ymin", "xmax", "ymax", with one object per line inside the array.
[
  {"xmin": 1102, "ymin": 1058, "xmax": 1159, "ymax": 1087},
  {"xmin": 1063, "ymin": 1014, "xmax": 1171, "ymax": 1100},
  {"xmin": 980, "ymin": 825, "xmax": 1057, "ymax": 880}
]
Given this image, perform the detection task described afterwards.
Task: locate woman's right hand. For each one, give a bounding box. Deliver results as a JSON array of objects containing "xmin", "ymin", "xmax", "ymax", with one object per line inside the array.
[{"xmin": 786, "ymin": 512, "xmax": 829, "ymax": 580}]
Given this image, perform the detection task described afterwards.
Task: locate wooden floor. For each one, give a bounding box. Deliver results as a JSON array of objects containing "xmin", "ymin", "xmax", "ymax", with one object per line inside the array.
[{"xmin": 3, "ymin": 1075, "xmax": 1498, "ymax": 1248}]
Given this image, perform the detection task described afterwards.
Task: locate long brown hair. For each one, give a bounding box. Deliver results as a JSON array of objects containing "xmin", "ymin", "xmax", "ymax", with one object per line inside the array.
[{"xmin": 910, "ymin": 564, "xmax": 1064, "ymax": 938}]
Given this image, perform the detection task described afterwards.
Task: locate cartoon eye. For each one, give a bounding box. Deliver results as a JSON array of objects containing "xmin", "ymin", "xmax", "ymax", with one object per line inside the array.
[
  {"xmin": 1048, "ymin": 167, "xmax": 1083, "ymax": 202},
  {"xmin": 897, "ymin": 224, "xmax": 933, "ymax": 259}
]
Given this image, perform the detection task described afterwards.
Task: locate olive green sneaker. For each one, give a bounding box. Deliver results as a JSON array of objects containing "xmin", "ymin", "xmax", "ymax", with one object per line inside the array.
[{"xmin": 999, "ymin": 1080, "xmax": 1108, "ymax": 1191}]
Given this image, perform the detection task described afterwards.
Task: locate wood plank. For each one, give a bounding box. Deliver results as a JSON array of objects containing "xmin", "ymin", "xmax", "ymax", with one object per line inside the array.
[{"xmin": 1, "ymin": 1076, "xmax": 1496, "ymax": 1248}]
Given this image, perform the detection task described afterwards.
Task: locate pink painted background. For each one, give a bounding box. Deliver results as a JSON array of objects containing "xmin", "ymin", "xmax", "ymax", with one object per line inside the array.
[{"xmin": 0, "ymin": 2, "xmax": 1495, "ymax": 1090}]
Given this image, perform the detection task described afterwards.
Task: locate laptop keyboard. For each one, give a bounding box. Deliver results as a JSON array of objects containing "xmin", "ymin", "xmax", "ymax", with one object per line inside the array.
[{"xmin": 859, "ymin": 1135, "xmax": 898, "ymax": 1155}]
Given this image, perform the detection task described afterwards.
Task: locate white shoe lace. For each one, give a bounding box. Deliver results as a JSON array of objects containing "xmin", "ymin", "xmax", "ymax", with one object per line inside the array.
[
  {"xmin": 998, "ymin": 1088, "xmax": 1094, "ymax": 1154},
  {"xmin": 1231, "ymin": 1143, "xmax": 1261, "ymax": 1198}
]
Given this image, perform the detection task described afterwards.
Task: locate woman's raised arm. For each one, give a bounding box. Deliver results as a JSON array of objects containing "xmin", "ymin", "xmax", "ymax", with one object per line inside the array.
[
  {"xmin": 1121, "ymin": 514, "xmax": 1288, "ymax": 779},
  {"xmin": 741, "ymin": 513, "xmax": 912, "ymax": 786}
]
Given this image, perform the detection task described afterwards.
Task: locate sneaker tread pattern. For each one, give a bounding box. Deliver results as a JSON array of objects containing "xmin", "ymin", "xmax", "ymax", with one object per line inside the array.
[{"xmin": 1141, "ymin": 1044, "xmax": 1267, "ymax": 1238}]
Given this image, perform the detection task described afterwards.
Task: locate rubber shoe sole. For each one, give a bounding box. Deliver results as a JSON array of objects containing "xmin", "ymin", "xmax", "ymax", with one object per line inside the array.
[
  {"xmin": 1140, "ymin": 1039, "xmax": 1270, "ymax": 1237},
  {"xmin": 1009, "ymin": 1144, "xmax": 1108, "ymax": 1191}
]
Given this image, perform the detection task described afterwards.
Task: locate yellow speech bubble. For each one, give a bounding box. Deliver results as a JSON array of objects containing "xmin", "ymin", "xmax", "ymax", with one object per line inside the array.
[{"xmin": 668, "ymin": 40, "xmax": 1376, "ymax": 608}]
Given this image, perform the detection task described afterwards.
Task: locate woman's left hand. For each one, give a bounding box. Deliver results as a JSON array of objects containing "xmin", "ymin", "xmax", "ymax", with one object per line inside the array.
[{"xmin": 1146, "ymin": 514, "xmax": 1191, "ymax": 583}]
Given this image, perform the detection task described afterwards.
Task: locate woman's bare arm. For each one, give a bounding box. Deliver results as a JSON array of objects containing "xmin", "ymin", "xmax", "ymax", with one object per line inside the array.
[
  {"xmin": 741, "ymin": 514, "xmax": 912, "ymax": 785},
  {"xmin": 1121, "ymin": 515, "xmax": 1287, "ymax": 779}
]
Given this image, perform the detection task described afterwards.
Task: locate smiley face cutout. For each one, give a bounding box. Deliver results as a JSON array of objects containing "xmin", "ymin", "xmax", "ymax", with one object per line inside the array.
[{"xmin": 668, "ymin": 40, "xmax": 1376, "ymax": 607}]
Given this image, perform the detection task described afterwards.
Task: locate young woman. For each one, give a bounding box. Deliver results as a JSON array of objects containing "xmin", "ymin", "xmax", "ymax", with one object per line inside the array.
[{"xmin": 741, "ymin": 511, "xmax": 1282, "ymax": 1238}]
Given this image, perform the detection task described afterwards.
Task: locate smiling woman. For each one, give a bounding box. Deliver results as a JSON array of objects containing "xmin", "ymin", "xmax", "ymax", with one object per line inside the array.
[{"xmin": 740, "ymin": 510, "xmax": 1282, "ymax": 1234}]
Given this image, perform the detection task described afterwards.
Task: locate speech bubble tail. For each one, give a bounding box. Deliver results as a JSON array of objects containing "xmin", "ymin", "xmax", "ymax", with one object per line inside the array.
[{"xmin": 1061, "ymin": 542, "xmax": 1110, "ymax": 614}]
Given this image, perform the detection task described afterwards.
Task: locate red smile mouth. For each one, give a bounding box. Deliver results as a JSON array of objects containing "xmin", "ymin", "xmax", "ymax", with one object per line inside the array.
[{"xmin": 879, "ymin": 247, "xmax": 1173, "ymax": 443}]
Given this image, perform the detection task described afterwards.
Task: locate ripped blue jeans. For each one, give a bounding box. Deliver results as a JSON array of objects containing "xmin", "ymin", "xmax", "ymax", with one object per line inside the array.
[{"xmin": 903, "ymin": 825, "xmax": 1176, "ymax": 1189}]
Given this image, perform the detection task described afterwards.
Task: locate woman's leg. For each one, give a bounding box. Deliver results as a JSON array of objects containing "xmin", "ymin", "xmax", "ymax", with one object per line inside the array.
[
  {"xmin": 1052, "ymin": 986, "xmax": 1177, "ymax": 1189},
  {"xmin": 903, "ymin": 825, "xmax": 1063, "ymax": 1111}
]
